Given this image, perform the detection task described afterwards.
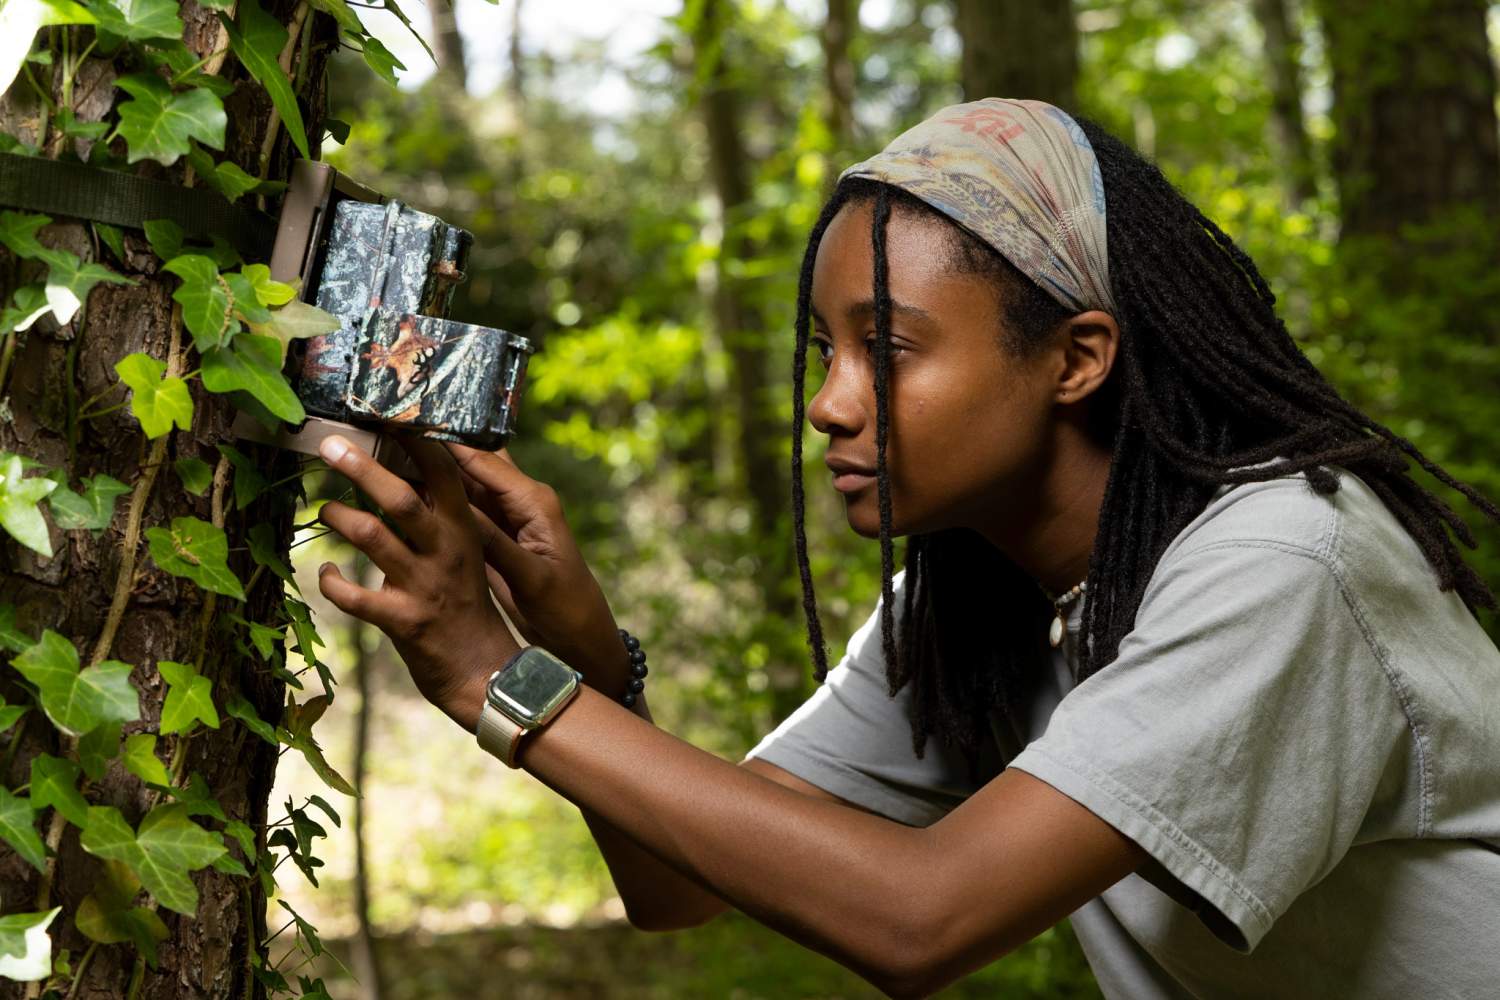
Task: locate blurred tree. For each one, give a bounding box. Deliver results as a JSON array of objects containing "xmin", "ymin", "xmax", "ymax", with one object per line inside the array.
[
  {"xmin": 428, "ymin": 0, "xmax": 470, "ymax": 88},
  {"xmin": 953, "ymin": 0, "xmax": 1079, "ymax": 107},
  {"xmin": 822, "ymin": 0, "xmax": 859, "ymax": 157},
  {"xmin": 1251, "ymin": 0, "xmax": 1316, "ymax": 206},
  {"xmin": 348, "ymin": 562, "xmax": 384, "ymax": 1000},
  {"xmin": 510, "ymin": 0, "xmax": 527, "ymax": 106}
]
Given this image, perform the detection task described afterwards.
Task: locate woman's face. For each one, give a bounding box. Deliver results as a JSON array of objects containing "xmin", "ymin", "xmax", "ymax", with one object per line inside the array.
[{"xmin": 807, "ymin": 198, "xmax": 1063, "ymax": 539}]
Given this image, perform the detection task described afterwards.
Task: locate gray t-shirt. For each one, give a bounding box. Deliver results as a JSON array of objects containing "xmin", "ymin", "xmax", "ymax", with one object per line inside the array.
[{"xmin": 745, "ymin": 467, "xmax": 1500, "ymax": 998}]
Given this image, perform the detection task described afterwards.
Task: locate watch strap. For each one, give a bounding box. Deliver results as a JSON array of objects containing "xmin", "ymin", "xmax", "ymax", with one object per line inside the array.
[{"xmin": 476, "ymin": 699, "xmax": 527, "ymax": 767}]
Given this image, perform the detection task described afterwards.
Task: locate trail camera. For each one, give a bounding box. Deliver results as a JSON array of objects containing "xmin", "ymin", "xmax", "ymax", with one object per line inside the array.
[{"xmin": 233, "ymin": 161, "xmax": 533, "ymax": 473}]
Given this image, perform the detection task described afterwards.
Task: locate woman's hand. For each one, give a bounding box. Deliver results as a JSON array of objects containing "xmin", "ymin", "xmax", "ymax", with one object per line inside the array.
[
  {"xmin": 314, "ymin": 433, "xmax": 520, "ymax": 732},
  {"xmin": 443, "ymin": 442, "xmax": 634, "ymax": 699}
]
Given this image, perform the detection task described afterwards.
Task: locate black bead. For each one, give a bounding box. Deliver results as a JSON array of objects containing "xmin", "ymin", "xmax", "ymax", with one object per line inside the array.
[
  {"xmin": 630, "ymin": 662, "xmax": 648, "ymax": 679},
  {"xmin": 621, "ymin": 692, "xmax": 637, "ymax": 708},
  {"xmin": 628, "ymin": 678, "xmax": 645, "ymax": 693},
  {"xmin": 622, "ymin": 634, "xmax": 640, "ymax": 652},
  {"xmin": 628, "ymin": 649, "xmax": 646, "ymax": 665}
]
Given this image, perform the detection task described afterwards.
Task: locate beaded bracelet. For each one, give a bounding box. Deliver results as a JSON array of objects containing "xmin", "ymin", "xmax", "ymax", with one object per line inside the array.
[{"xmin": 617, "ymin": 628, "xmax": 648, "ymax": 708}]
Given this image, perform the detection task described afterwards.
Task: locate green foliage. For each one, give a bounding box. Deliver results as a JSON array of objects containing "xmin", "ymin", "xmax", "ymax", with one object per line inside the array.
[
  {"xmin": 220, "ymin": 0, "xmax": 310, "ymax": 159},
  {"xmin": 75, "ymin": 860, "xmax": 171, "ymax": 966},
  {"xmin": 0, "ymin": 906, "xmax": 61, "ymax": 983},
  {"xmin": 46, "ymin": 473, "xmax": 129, "ymax": 533},
  {"xmin": 157, "ymin": 659, "xmax": 221, "ymax": 735},
  {"xmin": 79, "ymin": 803, "xmax": 227, "ymax": 916},
  {"xmin": 121, "ymin": 732, "xmax": 171, "ymax": 786},
  {"xmin": 201, "ymin": 334, "xmax": 307, "ymax": 423},
  {"xmin": 28, "ymin": 753, "xmax": 89, "ymax": 827},
  {"xmin": 173, "ymin": 455, "xmax": 214, "ymax": 495},
  {"xmin": 0, "ymin": 452, "xmax": 58, "ymax": 556},
  {"xmin": 145, "ymin": 515, "xmax": 245, "ymax": 599},
  {"xmin": 11, "ymin": 630, "xmax": 140, "ymax": 737},
  {"xmin": 113, "ymin": 73, "xmax": 226, "ymax": 166},
  {"xmin": 0, "ymin": 786, "xmax": 47, "ymax": 872},
  {"xmin": 115, "ymin": 352, "xmax": 194, "ymax": 438}
]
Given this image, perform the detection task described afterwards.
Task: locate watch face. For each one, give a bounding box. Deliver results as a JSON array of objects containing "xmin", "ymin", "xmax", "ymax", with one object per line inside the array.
[{"xmin": 487, "ymin": 649, "xmax": 578, "ymax": 727}]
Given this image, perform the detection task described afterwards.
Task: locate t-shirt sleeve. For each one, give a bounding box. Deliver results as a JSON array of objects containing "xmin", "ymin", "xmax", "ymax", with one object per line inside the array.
[
  {"xmin": 1008, "ymin": 539, "xmax": 1413, "ymax": 954},
  {"xmin": 743, "ymin": 571, "xmax": 988, "ymax": 827}
]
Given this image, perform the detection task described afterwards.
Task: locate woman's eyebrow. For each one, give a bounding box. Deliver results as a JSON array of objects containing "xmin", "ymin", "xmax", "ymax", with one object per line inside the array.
[{"xmin": 810, "ymin": 300, "xmax": 936, "ymax": 327}]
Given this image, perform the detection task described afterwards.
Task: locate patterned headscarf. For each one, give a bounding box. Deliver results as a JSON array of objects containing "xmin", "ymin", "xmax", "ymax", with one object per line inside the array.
[{"xmin": 839, "ymin": 98, "xmax": 1118, "ymax": 318}]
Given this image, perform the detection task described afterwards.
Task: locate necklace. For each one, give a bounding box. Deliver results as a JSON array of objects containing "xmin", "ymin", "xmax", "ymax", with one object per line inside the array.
[{"xmin": 1045, "ymin": 579, "xmax": 1088, "ymax": 648}]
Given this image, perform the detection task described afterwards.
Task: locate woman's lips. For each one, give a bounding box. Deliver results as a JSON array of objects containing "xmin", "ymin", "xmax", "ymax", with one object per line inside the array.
[{"xmin": 832, "ymin": 471, "xmax": 876, "ymax": 493}]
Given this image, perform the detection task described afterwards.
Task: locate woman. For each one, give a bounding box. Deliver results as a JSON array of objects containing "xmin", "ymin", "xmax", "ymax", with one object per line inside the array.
[{"xmin": 312, "ymin": 100, "xmax": 1500, "ymax": 998}]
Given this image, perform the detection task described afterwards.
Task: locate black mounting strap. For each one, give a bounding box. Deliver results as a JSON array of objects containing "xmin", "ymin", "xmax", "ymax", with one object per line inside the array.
[{"xmin": 0, "ymin": 152, "xmax": 276, "ymax": 259}]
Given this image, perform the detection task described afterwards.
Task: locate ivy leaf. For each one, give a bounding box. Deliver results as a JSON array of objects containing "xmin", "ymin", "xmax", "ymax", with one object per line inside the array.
[
  {"xmin": 163, "ymin": 254, "xmax": 235, "ymax": 350},
  {"xmin": 85, "ymin": 0, "xmax": 183, "ymax": 41},
  {"xmin": 287, "ymin": 803, "xmax": 326, "ymax": 857},
  {"xmin": 201, "ymin": 334, "xmax": 305, "ymax": 423},
  {"xmin": 143, "ymin": 218, "xmax": 183, "ymax": 261},
  {"xmin": 163, "ymin": 772, "xmax": 225, "ymax": 822},
  {"xmin": 221, "ymin": 0, "xmax": 310, "ymax": 160},
  {"xmin": 114, "ymin": 73, "xmax": 226, "ymax": 166},
  {"xmin": 1, "ymin": 285, "xmax": 51, "ymax": 334},
  {"xmin": 247, "ymin": 299, "xmax": 340, "ymax": 364},
  {"xmin": 47, "ymin": 473, "xmax": 129, "ymax": 532},
  {"xmin": 115, "ymin": 353, "xmax": 193, "ymax": 439},
  {"xmin": 0, "ymin": 212, "xmax": 50, "ymax": 259},
  {"xmin": 0, "ymin": 452, "xmax": 57, "ymax": 557},
  {"xmin": 223, "ymin": 270, "xmax": 270, "ymax": 325},
  {"xmin": 75, "ymin": 859, "xmax": 169, "ymax": 967},
  {"xmin": 94, "ymin": 222, "xmax": 126, "ymax": 262},
  {"xmin": 283, "ymin": 597, "xmax": 323, "ymax": 668},
  {"xmin": 356, "ymin": 34, "xmax": 405, "ymax": 87},
  {"xmin": 0, "ymin": 603, "xmax": 33, "ymax": 652},
  {"xmin": 268, "ymin": 826, "xmax": 322, "ymax": 886},
  {"xmin": 183, "ymin": 144, "xmax": 266, "ymax": 203},
  {"xmin": 322, "ymin": 117, "xmax": 351, "ymax": 144},
  {"xmin": 223, "ymin": 819, "xmax": 255, "ymax": 859},
  {"xmin": 204, "ymin": 235, "xmax": 242, "ymax": 270},
  {"xmin": 0, "ymin": 0, "xmax": 92, "ymax": 97},
  {"xmin": 77, "ymin": 720, "xmax": 122, "ymax": 781},
  {"xmin": 0, "ymin": 787, "xmax": 46, "ymax": 871},
  {"xmin": 173, "ymin": 456, "xmax": 213, "ymax": 496},
  {"xmin": 80, "ymin": 803, "xmax": 226, "ymax": 916},
  {"xmin": 225, "ymin": 692, "xmax": 277, "ymax": 744},
  {"xmin": 306, "ymin": 793, "xmax": 341, "ymax": 828},
  {"xmin": 122, "ymin": 732, "xmax": 171, "ymax": 786},
  {"xmin": 241, "ymin": 264, "xmax": 295, "ymax": 307},
  {"xmin": 11, "ymin": 630, "xmax": 140, "ymax": 736},
  {"xmin": 157, "ymin": 659, "xmax": 220, "ymax": 735},
  {"xmin": 277, "ymin": 694, "xmax": 355, "ymax": 796},
  {"xmin": 211, "ymin": 852, "xmax": 248, "ymax": 876},
  {"xmin": 247, "ymin": 522, "xmax": 297, "ymax": 592},
  {"xmin": 0, "ymin": 906, "xmax": 61, "ymax": 982},
  {"xmin": 215, "ymin": 443, "xmax": 267, "ymax": 510},
  {"xmin": 277, "ymin": 900, "xmax": 324, "ymax": 957},
  {"xmin": 0, "ymin": 693, "xmax": 28, "ymax": 733},
  {"xmin": 29, "ymin": 753, "xmax": 89, "ymax": 827},
  {"xmin": 145, "ymin": 515, "xmax": 245, "ymax": 599},
  {"xmin": 304, "ymin": 0, "xmax": 361, "ymax": 34},
  {"xmin": 41, "ymin": 249, "xmax": 133, "ymax": 325}
]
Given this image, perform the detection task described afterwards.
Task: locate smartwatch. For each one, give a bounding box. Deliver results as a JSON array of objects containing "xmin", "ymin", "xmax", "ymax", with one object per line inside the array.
[{"xmin": 475, "ymin": 647, "xmax": 583, "ymax": 767}]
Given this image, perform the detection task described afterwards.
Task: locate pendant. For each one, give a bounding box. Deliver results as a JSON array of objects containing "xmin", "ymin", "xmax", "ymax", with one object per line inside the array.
[{"xmin": 1049, "ymin": 614, "xmax": 1064, "ymax": 648}]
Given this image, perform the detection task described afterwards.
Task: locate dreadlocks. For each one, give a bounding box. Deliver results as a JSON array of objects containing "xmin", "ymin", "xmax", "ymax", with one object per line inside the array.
[{"xmin": 790, "ymin": 116, "xmax": 1500, "ymax": 765}]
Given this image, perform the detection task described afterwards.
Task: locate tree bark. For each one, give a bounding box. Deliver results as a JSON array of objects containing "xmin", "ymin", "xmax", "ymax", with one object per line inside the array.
[
  {"xmin": 0, "ymin": 3, "xmax": 330, "ymax": 996},
  {"xmin": 1252, "ymin": 0, "xmax": 1317, "ymax": 207},
  {"xmin": 692, "ymin": 0, "xmax": 807, "ymax": 721},
  {"xmin": 1317, "ymin": 0, "xmax": 1500, "ymax": 240},
  {"xmin": 428, "ymin": 0, "xmax": 469, "ymax": 90},
  {"xmin": 822, "ymin": 0, "xmax": 857, "ymax": 155},
  {"xmin": 953, "ymin": 0, "xmax": 1079, "ymax": 110}
]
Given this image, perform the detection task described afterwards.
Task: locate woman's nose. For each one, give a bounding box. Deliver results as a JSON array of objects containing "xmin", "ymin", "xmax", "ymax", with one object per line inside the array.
[{"xmin": 807, "ymin": 356, "xmax": 867, "ymax": 438}]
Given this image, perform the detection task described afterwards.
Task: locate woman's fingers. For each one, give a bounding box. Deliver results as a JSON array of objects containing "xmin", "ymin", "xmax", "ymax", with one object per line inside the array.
[
  {"xmin": 318, "ymin": 500, "xmax": 414, "ymax": 580},
  {"xmin": 469, "ymin": 501, "xmax": 544, "ymax": 595},
  {"xmin": 317, "ymin": 561, "xmax": 405, "ymax": 632},
  {"xmin": 444, "ymin": 442, "xmax": 545, "ymax": 521},
  {"xmin": 395, "ymin": 434, "xmax": 471, "ymax": 522},
  {"xmin": 320, "ymin": 435, "xmax": 438, "ymax": 547}
]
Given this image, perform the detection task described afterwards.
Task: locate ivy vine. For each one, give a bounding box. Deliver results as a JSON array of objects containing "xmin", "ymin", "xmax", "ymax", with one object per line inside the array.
[{"xmin": 0, "ymin": 0, "xmax": 424, "ymax": 994}]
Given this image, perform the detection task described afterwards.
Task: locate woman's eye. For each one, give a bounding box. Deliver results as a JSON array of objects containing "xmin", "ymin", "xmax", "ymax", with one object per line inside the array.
[{"xmin": 812, "ymin": 340, "xmax": 833, "ymax": 364}]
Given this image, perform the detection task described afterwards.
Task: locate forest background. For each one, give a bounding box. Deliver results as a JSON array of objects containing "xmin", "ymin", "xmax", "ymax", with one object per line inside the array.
[{"xmin": 3, "ymin": 0, "xmax": 1498, "ymax": 997}]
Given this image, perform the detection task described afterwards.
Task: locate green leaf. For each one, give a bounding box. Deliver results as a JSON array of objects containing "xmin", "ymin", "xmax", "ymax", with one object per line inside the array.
[
  {"xmin": 0, "ymin": 603, "xmax": 33, "ymax": 652},
  {"xmin": 77, "ymin": 720, "xmax": 122, "ymax": 781},
  {"xmin": 55, "ymin": 108, "xmax": 109, "ymax": 141},
  {"xmin": 288, "ymin": 804, "xmax": 326, "ymax": 856},
  {"xmin": 115, "ymin": 352, "xmax": 193, "ymax": 438},
  {"xmin": 201, "ymin": 334, "xmax": 304, "ymax": 423},
  {"xmin": 47, "ymin": 473, "xmax": 129, "ymax": 532},
  {"xmin": 306, "ymin": 793, "xmax": 341, "ymax": 829},
  {"xmin": 247, "ymin": 522, "xmax": 297, "ymax": 591},
  {"xmin": 114, "ymin": 73, "xmax": 226, "ymax": 166},
  {"xmin": 268, "ymin": 826, "xmax": 322, "ymax": 886},
  {"xmin": 204, "ymin": 235, "xmax": 242, "ymax": 270},
  {"xmin": 225, "ymin": 692, "xmax": 277, "ymax": 744},
  {"xmin": 80, "ymin": 803, "xmax": 225, "ymax": 916},
  {"xmin": 278, "ymin": 694, "xmax": 355, "ymax": 796},
  {"xmin": 305, "ymin": 0, "xmax": 361, "ymax": 34},
  {"xmin": 143, "ymin": 218, "xmax": 183, "ymax": 261},
  {"xmin": 277, "ymin": 900, "xmax": 323, "ymax": 957},
  {"xmin": 85, "ymin": 0, "xmax": 183, "ymax": 41},
  {"xmin": 1, "ymin": 285, "xmax": 51, "ymax": 334},
  {"xmin": 283, "ymin": 597, "xmax": 323, "ymax": 668},
  {"xmin": 157, "ymin": 659, "xmax": 220, "ymax": 735},
  {"xmin": 41, "ymin": 250, "xmax": 133, "ymax": 325},
  {"xmin": 223, "ymin": 818, "xmax": 255, "ymax": 858},
  {"xmin": 322, "ymin": 117, "xmax": 351, "ymax": 144},
  {"xmin": 30, "ymin": 753, "xmax": 89, "ymax": 827},
  {"xmin": 122, "ymin": 732, "xmax": 170, "ymax": 786},
  {"xmin": 185, "ymin": 146, "xmax": 267, "ymax": 204},
  {"xmin": 221, "ymin": 0, "xmax": 309, "ymax": 160},
  {"xmin": 215, "ymin": 443, "xmax": 267, "ymax": 510},
  {"xmin": 247, "ymin": 299, "xmax": 340, "ymax": 364},
  {"xmin": 0, "ymin": 696, "xmax": 28, "ymax": 733},
  {"xmin": 164, "ymin": 772, "xmax": 225, "ymax": 822},
  {"xmin": 0, "ymin": 787, "xmax": 46, "ymax": 872},
  {"xmin": 0, "ymin": 452, "xmax": 57, "ymax": 557},
  {"xmin": 0, "ymin": 212, "xmax": 51, "ymax": 259},
  {"xmin": 211, "ymin": 852, "xmax": 248, "ymax": 876},
  {"xmin": 164, "ymin": 254, "xmax": 235, "ymax": 350},
  {"xmin": 94, "ymin": 222, "xmax": 126, "ymax": 261},
  {"xmin": 0, "ymin": 0, "xmax": 92, "ymax": 97},
  {"xmin": 174, "ymin": 456, "xmax": 213, "ymax": 496},
  {"xmin": 145, "ymin": 516, "xmax": 245, "ymax": 599},
  {"xmin": 224, "ymin": 270, "xmax": 270, "ymax": 324},
  {"xmin": 0, "ymin": 906, "xmax": 61, "ymax": 981},
  {"xmin": 75, "ymin": 859, "xmax": 169, "ymax": 966},
  {"xmin": 241, "ymin": 263, "xmax": 295, "ymax": 307},
  {"xmin": 357, "ymin": 34, "xmax": 405, "ymax": 87},
  {"xmin": 11, "ymin": 630, "xmax": 140, "ymax": 736}
]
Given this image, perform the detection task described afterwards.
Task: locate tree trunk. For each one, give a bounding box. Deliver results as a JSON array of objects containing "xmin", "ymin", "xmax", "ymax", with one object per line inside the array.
[
  {"xmin": 1, "ymin": 3, "xmax": 329, "ymax": 996},
  {"xmin": 509, "ymin": 0, "xmax": 526, "ymax": 107},
  {"xmin": 953, "ymin": 0, "xmax": 1079, "ymax": 109},
  {"xmin": 348, "ymin": 560, "xmax": 382, "ymax": 1000},
  {"xmin": 1252, "ymin": 0, "xmax": 1317, "ymax": 207},
  {"xmin": 1317, "ymin": 0, "xmax": 1500, "ymax": 240},
  {"xmin": 428, "ymin": 0, "xmax": 469, "ymax": 89},
  {"xmin": 692, "ymin": 0, "xmax": 807, "ymax": 721},
  {"xmin": 822, "ymin": 0, "xmax": 857, "ymax": 155}
]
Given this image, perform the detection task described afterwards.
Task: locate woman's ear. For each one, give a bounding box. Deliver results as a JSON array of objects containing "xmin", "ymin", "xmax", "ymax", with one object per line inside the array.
[{"xmin": 1053, "ymin": 310, "xmax": 1120, "ymax": 404}]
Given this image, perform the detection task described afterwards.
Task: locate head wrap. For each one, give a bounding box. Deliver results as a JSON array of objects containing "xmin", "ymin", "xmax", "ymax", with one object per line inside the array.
[{"xmin": 839, "ymin": 98, "xmax": 1118, "ymax": 318}]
